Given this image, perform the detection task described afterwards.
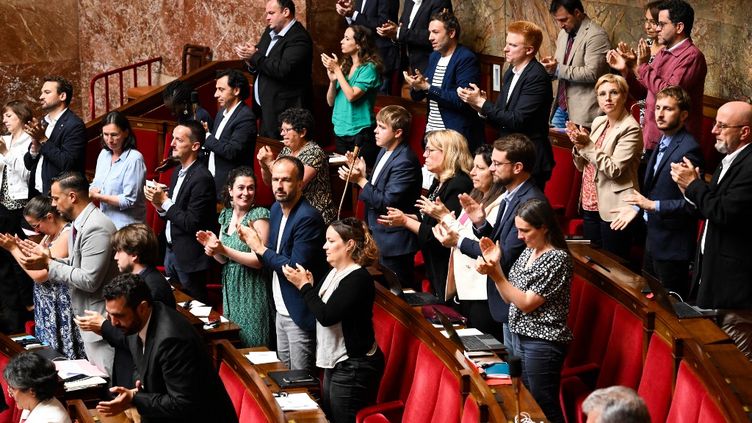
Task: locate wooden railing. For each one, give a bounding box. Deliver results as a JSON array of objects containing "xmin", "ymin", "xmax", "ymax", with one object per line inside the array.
[{"xmin": 87, "ymin": 56, "xmax": 163, "ymax": 120}]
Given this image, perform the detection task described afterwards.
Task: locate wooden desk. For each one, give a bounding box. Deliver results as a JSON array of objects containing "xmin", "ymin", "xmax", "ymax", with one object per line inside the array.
[{"xmin": 173, "ymin": 289, "xmax": 241, "ymax": 345}]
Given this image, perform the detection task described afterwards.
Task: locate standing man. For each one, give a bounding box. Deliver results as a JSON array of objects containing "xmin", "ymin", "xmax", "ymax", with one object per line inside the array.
[
  {"xmin": 235, "ymin": 0, "xmax": 313, "ymax": 139},
  {"xmin": 203, "ymin": 69, "xmax": 257, "ymax": 198},
  {"xmin": 18, "ymin": 172, "xmax": 117, "ymax": 374},
  {"xmin": 145, "ymin": 121, "xmax": 216, "ymax": 303},
  {"xmin": 336, "ymin": 0, "xmax": 400, "ymax": 93},
  {"xmin": 543, "ymin": 0, "xmax": 610, "ymax": 128},
  {"xmin": 405, "ymin": 10, "xmax": 483, "ymax": 151},
  {"xmin": 671, "ymin": 101, "xmax": 752, "ymax": 310},
  {"xmin": 608, "ymin": 0, "xmax": 706, "ymax": 153},
  {"xmin": 612, "ymin": 86, "xmax": 702, "ymax": 298},
  {"xmin": 238, "ymin": 156, "xmax": 326, "ymax": 372},
  {"xmin": 458, "ymin": 21, "xmax": 553, "ymax": 190},
  {"xmin": 96, "ymin": 274, "xmax": 237, "ymax": 423},
  {"xmin": 23, "ymin": 76, "xmax": 86, "ymax": 197}
]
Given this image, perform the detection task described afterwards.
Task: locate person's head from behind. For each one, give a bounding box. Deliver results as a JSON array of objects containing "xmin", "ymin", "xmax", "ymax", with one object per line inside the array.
[
  {"xmin": 326, "ymin": 217, "xmax": 380, "ymax": 269},
  {"xmin": 271, "ymin": 156, "xmax": 304, "ymax": 205},
  {"xmin": 103, "ymin": 273, "xmax": 153, "ymax": 335},
  {"xmin": 429, "ymin": 10, "xmax": 461, "ymax": 54},
  {"xmin": 582, "ymin": 386, "xmax": 650, "ymax": 423},
  {"xmin": 50, "ymin": 172, "xmax": 89, "ymax": 221},
  {"xmin": 163, "ymin": 80, "xmax": 193, "ymax": 118},
  {"xmin": 23, "ymin": 195, "xmax": 63, "ymax": 236},
  {"xmin": 266, "ymin": 0, "xmax": 295, "ymax": 33},
  {"xmin": 222, "ymin": 166, "xmax": 257, "ymax": 210},
  {"xmin": 375, "ymin": 105, "xmax": 411, "ymax": 150},
  {"xmin": 111, "ymin": 223, "xmax": 160, "ymax": 274},
  {"xmin": 101, "ymin": 111, "xmax": 136, "ymax": 154},
  {"xmin": 491, "ymin": 134, "xmax": 536, "ymax": 186},
  {"xmin": 655, "ymin": 86, "xmax": 691, "ymax": 135},
  {"xmin": 3, "ymin": 352, "xmax": 59, "ymax": 410},
  {"xmin": 506, "ymin": 21, "xmax": 543, "ymax": 66},
  {"xmin": 215, "ymin": 69, "xmax": 250, "ymax": 109},
  {"xmin": 423, "ymin": 129, "xmax": 473, "ymax": 183},
  {"xmin": 657, "ymin": 0, "xmax": 695, "ymax": 47},
  {"xmin": 549, "ymin": 0, "xmax": 585, "ymax": 33},
  {"xmin": 515, "ymin": 198, "xmax": 568, "ymax": 251},
  {"xmin": 279, "ymin": 107, "xmax": 315, "ymax": 148},
  {"xmin": 171, "ymin": 120, "xmax": 205, "ymax": 164},
  {"xmin": 712, "ymin": 101, "xmax": 752, "ymax": 155},
  {"xmin": 40, "ymin": 75, "xmax": 73, "ymax": 112},
  {"xmin": 3, "ymin": 100, "xmax": 33, "ymax": 135}
]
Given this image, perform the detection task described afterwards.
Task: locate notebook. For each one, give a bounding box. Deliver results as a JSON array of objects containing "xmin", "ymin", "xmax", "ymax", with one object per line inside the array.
[{"xmin": 380, "ymin": 265, "xmax": 441, "ymax": 306}]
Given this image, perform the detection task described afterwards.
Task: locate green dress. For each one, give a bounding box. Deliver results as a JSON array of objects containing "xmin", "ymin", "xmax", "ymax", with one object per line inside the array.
[{"xmin": 219, "ymin": 207, "xmax": 271, "ymax": 347}]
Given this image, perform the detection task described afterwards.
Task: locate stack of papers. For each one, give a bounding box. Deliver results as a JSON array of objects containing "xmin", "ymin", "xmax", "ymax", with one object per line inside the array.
[
  {"xmin": 183, "ymin": 300, "xmax": 229, "ymax": 325},
  {"xmin": 54, "ymin": 360, "xmax": 108, "ymax": 391},
  {"xmin": 275, "ymin": 393, "xmax": 320, "ymax": 411},
  {"xmin": 245, "ymin": 351, "xmax": 281, "ymax": 365}
]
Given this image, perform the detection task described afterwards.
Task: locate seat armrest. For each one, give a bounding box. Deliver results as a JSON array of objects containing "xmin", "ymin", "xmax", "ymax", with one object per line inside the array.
[{"xmin": 356, "ymin": 400, "xmax": 404, "ymax": 423}]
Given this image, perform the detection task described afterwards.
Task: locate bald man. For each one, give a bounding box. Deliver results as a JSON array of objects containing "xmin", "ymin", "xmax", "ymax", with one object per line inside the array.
[{"xmin": 671, "ymin": 101, "xmax": 752, "ymax": 309}]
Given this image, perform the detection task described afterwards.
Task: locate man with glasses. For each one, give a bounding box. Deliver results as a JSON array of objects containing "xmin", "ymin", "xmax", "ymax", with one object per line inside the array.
[
  {"xmin": 607, "ymin": 0, "xmax": 706, "ymax": 156},
  {"xmin": 670, "ymin": 101, "xmax": 752, "ymax": 309}
]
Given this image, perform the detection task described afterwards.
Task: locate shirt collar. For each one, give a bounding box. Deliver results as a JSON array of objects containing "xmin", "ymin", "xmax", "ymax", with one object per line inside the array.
[
  {"xmin": 722, "ymin": 143, "xmax": 750, "ymax": 169},
  {"xmin": 138, "ymin": 309, "xmax": 153, "ymax": 348},
  {"xmin": 272, "ymin": 18, "xmax": 296, "ymax": 38},
  {"xmin": 73, "ymin": 203, "xmax": 96, "ymax": 232},
  {"xmin": 223, "ymin": 101, "xmax": 241, "ymax": 118},
  {"xmin": 667, "ymin": 38, "xmax": 689, "ymax": 53},
  {"xmin": 45, "ymin": 107, "xmax": 68, "ymax": 124},
  {"xmin": 502, "ymin": 177, "xmax": 529, "ymax": 201},
  {"xmin": 512, "ymin": 60, "xmax": 531, "ymax": 75}
]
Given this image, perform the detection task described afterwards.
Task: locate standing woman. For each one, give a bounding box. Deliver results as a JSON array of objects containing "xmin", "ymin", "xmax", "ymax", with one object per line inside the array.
[
  {"xmin": 282, "ymin": 218, "xmax": 383, "ymax": 423},
  {"xmin": 89, "ymin": 111, "xmax": 146, "ymax": 229},
  {"xmin": 476, "ymin": 199, "xmax": 573, "ymax": 423},
  {"xmin": 0, "ymin": 196, "xmax": 85, "ymax": 359},
  {"xmin": 380, "ymin": 129, "xmax": 473, "ymax": 300},
  {"xmin": 567, "ymin": 74, "xmax": 642, "ymax": 260},
  {"xmin": 196, "ymin": 167, "xmax": 271, "ymax": 347},
  {"xmin": 322, "ymin": 25, "xmax": 383, "ymax": 168}
]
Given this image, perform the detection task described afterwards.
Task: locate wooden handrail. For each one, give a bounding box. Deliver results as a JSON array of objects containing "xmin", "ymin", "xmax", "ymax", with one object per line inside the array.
[{"xmin": 88, "ymin": 56, "xmax": 163, "ymax": 120}]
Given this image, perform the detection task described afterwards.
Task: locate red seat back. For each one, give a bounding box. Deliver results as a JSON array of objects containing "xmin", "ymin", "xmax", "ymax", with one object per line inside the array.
[
  {"xmin": 402, "ymin": 343, "xmax": 462, "ymax": 423},
  {"xmin": 372, "ymin": 302, "xmax": 420, "ymax": 403},
  {"xmin": 564, "ymin": 282, "xmax": 617, "ymax": 371},
  {"xmin": 666, "ymin": 361, "xmax": 726, "ymax": 423},
  {"xmin": 0, "ymin": 353, "xmax": 22, "ymax": 423},
  {"xmin": 638, "ymin": 334, "xmax": 675, "ymax": 423},
  {"xmin": 218, "ymin": 362, "xmax": 245, "ymax": 416},
  {"xmin": 595, "ymin": 305, "xmax": 644, "ymax": 389}
]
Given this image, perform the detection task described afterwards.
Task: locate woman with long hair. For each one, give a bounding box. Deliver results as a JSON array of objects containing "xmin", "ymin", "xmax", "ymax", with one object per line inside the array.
[{"xmin": 322, "ymin": 25, "xmax": 383, "ymax": 168}]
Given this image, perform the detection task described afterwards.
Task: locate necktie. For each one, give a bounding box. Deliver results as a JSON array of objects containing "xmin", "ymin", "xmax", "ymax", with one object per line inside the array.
[
  {"xmin": 556, "ymin": 34, "xmax": 575, "ymax": 110},
  {"xmin": 653, "ymin": 140, "xmax": 669, "ymax": 175},
  {"xmin": 71, "ymin": 225, "xmax": 78, "ymax": 245}
]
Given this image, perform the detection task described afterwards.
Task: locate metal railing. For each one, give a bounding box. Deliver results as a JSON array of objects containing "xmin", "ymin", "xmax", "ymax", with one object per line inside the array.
[{"xmin": 88, "ymin": 56, "xmax": 162, "ymax": 120}]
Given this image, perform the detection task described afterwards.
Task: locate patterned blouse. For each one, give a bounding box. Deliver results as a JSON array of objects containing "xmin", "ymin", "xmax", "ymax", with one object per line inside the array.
[
  {"xmin": 508, "ymin": 248, "xmax": 573, "ymax": 343},
  {"xmin": 580, "ymin": 122, "xmax": 609, "ymax": 212},
  {"xmin": 279, "ymin": 141, "xmax": 336, "ymax": 224}
]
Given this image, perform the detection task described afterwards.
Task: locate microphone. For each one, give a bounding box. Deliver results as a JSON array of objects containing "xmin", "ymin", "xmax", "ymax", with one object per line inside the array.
[
  {"xmin": 190, "ymin": 90, "xmax": 199, "ymax": 120},
  {"xmin": 337, "ymin": 145, "xmax": 361, "ymax": 220},
  {"xmin": 508, "ymin": 356, "xmax": 522, "ymax": 420}
]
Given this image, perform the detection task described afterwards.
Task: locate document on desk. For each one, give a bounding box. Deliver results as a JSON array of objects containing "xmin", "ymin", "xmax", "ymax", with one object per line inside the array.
[
  {"xmin": 440, "ymin": 327, "xmax": 483, "ymax": 338},
  {"xmin": 245, "ymin": 351, "xmax": 281, "ymax": 365},
  {"xmin": 54, "ymin": 359, "xmax": 108, "ymax": 391},
  {"xmin": 275, "ymin": 393, "xmax": 320, "ymax": 411}
]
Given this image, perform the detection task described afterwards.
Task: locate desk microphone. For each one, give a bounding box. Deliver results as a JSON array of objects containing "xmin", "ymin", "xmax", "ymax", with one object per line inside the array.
[
  {"xmin": 508, "ymin": 356, "xmax": 522, "ymax": 420},
  {"xmin": 337, "ymin": 145, "xmax": 361, "ymax": 220}
]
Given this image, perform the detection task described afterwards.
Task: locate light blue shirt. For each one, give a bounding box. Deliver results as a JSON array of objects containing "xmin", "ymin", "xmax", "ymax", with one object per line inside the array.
[{"xmin": 90, "ymin": 148, "xmax": 146, "ymax": 229}]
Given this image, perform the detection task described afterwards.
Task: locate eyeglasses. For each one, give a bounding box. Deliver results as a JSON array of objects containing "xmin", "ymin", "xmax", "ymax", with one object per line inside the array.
[
  {"xmin": 491, "ymin": 161, "xmax": 514, "ymax": 167},
  {"xmin": 654, "ymin": 21, "xmax": 672, "ymax": 29},
  {"xmin": 713, "ymin": 120, "xmax": 748, "ymax": 130},
  {"xmin": 28, "ymin": 220, "xmax": 42, "ymax": 231},
  {"xmin": 280, "ymin": 127, "xmax": 295, "ymax": 134},
  {"xmin": 424, "ymin": 147, "xmax": 442, "ymax": 154}
]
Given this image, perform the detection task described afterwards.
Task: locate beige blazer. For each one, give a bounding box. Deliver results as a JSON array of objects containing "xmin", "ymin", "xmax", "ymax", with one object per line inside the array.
[
  {"xmin": 573, "ymin": 112, "xmax": 643, "ymax": 221},
  {"xmin": 554, "ymin": 17, "xmax": 611, "ymax": 127}
]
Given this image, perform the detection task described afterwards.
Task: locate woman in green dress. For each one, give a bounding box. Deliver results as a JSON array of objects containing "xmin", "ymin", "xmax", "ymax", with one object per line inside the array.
[{"xmin": 196, "ymin": 167, "xmax": 270, "ymax": 347}]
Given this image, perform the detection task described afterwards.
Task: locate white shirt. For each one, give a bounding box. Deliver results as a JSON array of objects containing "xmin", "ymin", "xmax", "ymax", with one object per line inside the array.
[
  {"xmin": 254, "ymin": 19, "xmax": 298, "ymax": 106},
  {"xmin": 370, "ymin": 150, "xmax": 393, "ymax": 184},
  {"xmin": 138, "ymin": 310, "xmax": 153, "ymax": 354},
  {"xmin": 21, "ymin": 397, "xmax": 72, "ymax": 423},
  {"xmin": 347, "ymin": 0, "xmax": 367, "ymax": 23},
  {"xmin": 506, "ymin": 61, "xmax": 530, "ymax": 104},
  {"xmin": 160, "ymin": 161, "xmax": 195, "ymax": 243},
  {"xmin": 272, "ymin": 215, "xmax": 290, "ymax": 316},
  {"xmin": 0, "ymin": 132, "xmax": 32, "ymax": 201},
  {"xmin": 207, "ymin": 101, "xmax": 241, "ymax": 176},
  {"xmin": 316, "ymin": 264, "xmax": 360, "ymax": 368},
  {"xmin": 33, "ymin": 108, "xmax": 67, "ymax": 192}
]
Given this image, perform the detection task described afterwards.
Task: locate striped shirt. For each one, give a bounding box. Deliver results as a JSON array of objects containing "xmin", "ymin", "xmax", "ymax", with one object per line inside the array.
[{"xmin": 425, "ymin": 55, "xmax": 452, "ymax": 132}]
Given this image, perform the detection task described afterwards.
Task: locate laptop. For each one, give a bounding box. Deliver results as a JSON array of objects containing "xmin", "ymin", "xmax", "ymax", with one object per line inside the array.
[
  {"xmin": 643, "ymin": 272, "xmax": 718, "ymax": 320},
  {"xmin": 434, "ymin": 308, "xmax": 506, "ymax": 353},
  {"xmin": 379, "ymin": 265, "xmax": 442, "ymax": 307}
]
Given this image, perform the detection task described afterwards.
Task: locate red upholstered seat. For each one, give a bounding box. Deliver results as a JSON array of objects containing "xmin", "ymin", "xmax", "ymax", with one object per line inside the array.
[
  {"xmin": 666, "ymin": 361, "xmax": 726, "ymax": 423},
  {"xmin": 0, "ymin": 353, "xmax": 22, "ymax": 423},
  {"xmin": 372, "ymin": 302, "xmax": 420, "ymax": 404},
  {"xmin": 563, "ymin": 282, "xmax": 617, "ymax": 374},
  {"xmin": 638, "ymin": 334, "xmax": 675, "ymax": 423},
  {"xmin": 460, "ymin": 394, "xmax": 483, "ymax": 423},
  {"xmin": 544, "ymin": 145, "xmax": 582, "ymax": 236},
  {"xmin": 238, "ymin": 390, "xmax": 273, "ymax": 423},
  {"xmin": 218, "ymin": 362, "xmax": 245, "ymax": 416}
]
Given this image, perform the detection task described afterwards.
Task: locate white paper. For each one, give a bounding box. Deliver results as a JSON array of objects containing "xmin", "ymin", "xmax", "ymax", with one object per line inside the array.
[
  {"xmin": 245, "ymin": 351, "xmax": 281, "ymax": 365},
  {"xmin": 54, "ymin": 359, "xmax": 108, "ymax": 379},
  {"xmin": 440, "ymin": 327, "xmax": 483, "ymax": 338},
  {"xmin": 64, "ymin": 376, "xmax": 108, "ymax": 391},
  {"xmin": 275, "ymin": 393, "xmax": 320, "ymax": 411},
  {"xmin": 189, "ymin": 305, "xmax": 213, "ymax": 318},
  {"xmin": 328, "ymin": 155, "xmax": 348, "ymax": 164}
]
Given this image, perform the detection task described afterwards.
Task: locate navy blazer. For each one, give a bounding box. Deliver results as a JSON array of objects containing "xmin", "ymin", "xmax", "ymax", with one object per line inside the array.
[
  {"xmin": 483, "ymin": 59, "xmax": 554, "ymax": 179},
  {"xmin": 23, "ymin": 108, "xmax": 86, "ymax": 196},
  {"xmin": 642, "ymin": 129, "xmax": 703, "ymax": 261},
  {"xmin": 396, "ymin": 0, "xmax": 453, "ymax": 73},
  {"xmin": 163, "ymin": 161, "xmax": 217, "ymax": 273},
  {"xmin": 359, "ymin": 142, "xmax": 422, "ymax": 257},
  {"xmin": 411, "ymin": 45, "xmax": 484, "ymax": 151},
  {"xmin": 350, "ymin": 0, "xmax": 400, "ymax": 72},
  {"xmin": 202, "ymin": 102, "xmax": 257, "ymax": 197},
  {"xmin": 261, "ymin": 198, "xmax": 326, "ymax": 331},
  {"xmin": 247, "ymin": 21, "xmax": 313, "ymax": 138},
  {"xmin": 458, "ymin": 179, "xmax": 547, "ymax": 322}
]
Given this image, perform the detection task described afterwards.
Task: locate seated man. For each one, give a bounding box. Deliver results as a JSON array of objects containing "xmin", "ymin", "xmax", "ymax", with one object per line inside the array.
[
  {"xmin": 582, "ymin": 386, "xmax": 650, "ymax": 423},
  {"xmin": 96, "ymin": 274, "xmax": 237, "ymax": 422}
]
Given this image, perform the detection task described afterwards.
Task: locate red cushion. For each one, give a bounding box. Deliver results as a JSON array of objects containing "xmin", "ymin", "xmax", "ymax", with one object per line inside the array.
[
  {"xmin": 132, "ymin": 127, "xmax": 161, "ymax": 181},
  {"xmin": 238, "ymin": 390, "xmax": 270, "ymax": 423},
  {"xmin": 563, "ymin": 282, "xmax": 617, "ymax": 372},
  {"xmin": 372, "ymin": 303, "xmax": 419, "ymax": 403},
  {"xmin": 596, "ymin": 306, "xmax": 644, "ymax": 389},
  {"xmin": 460, "ymin": 394, "xmax": 481, "ymax": 423},
  {"xmin": 401, "ymin": 343, "xmax": 462, "ymax": 423},
  {"xmin": 218, "ymin": 362, "xmax": 245, "ymax": 416},
  {"xmin": 0, "ymin": 354, "xmax": 22, "ymax": 423},
  {"xmin": 638, "ymin": 335, "xmax": 674, "ymax": 423},
  {"xmin": 666, "ymin": 361, "xmax": 709, "ymax": 423}
]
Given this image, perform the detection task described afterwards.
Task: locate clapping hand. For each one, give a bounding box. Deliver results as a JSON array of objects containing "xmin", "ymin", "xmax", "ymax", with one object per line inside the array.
[
  {"xmin": 432, "ymin": 220, "xmax": 459, "ymax": 248},
  {"xmin": 403, "ymin": 69, "xmax": 429, "ymax": 91},
  {"xmin": 609, "ymin": 205, "xmax": 639, "ymax": 231},
  {"xmin": 0, "ymin": 233, "xmax": 19, "ymax": 252},
  {"xmin": 458, "ymin": 193, "xmax": 486, "ymax": 226},
  {"xmin": 234, "ymin": 42, "xmax": 258, "ymax": 60},
  {"xmin": 377, "ymin": 20, "xmax": 398, "ymax": 40},
  {"xmin": 144, "ymin": 184, "xmax": 168, "ymax": 209},
  {"xmin": 256, "ymin": 146, "xmax": 275, "ymax": 168},
  {"xmin": 416, "ymin": 196, "xmax": 450, "ymax": 220},
  {"xmin": 565, "ymin": 121, "xmax": 590, "ymax": 150},
  {"xmin": 74, "ymin": 310, "xmax": 105, "ymax": 335},
  {"xmin": 456, "ymin": 83, "xmax": 487, "ymax": 110},
  {"xmin": 282, "ymin": 264, "xmax": 314, "ymax": 289},
  {"xmin": 540, "ymin": 56, "xmax": 558, "ymax": 74},
  {"xmin": 96, "ymin": 386, "xmax": 137, "ymax": 416},
  {"xmin": 636, "ymin": 38, "xmax": 650, "ymax": 65},
  {"xmin": 196, "ymin": 230, "xmax": 224, "ymax": 257},
  {"xmin": 321, "ymin": 53, "xmax": 341, "ymax": 81},
  {"xmin": 335, "ymin": 0, "xmax": 354, "ymax": 17},
  {"xmin": 475, "ymin": 237, "xmax": 502, "ymax": 277},
  {"xmin": 670, "ymin": 157, "xmax": 700, "ymax": 193},
  {"xmin": 17, "ymin": 238, "xmax": 50, "ymax": 270},
  {"xmin": 338, "ymin": 156, "xmax": 366, "ymax": 185},
  {"xmin": 377, "ymin": 207, "xmax": 407, "ymax": 228},
  {"xmin": 237, "ymin": 223, "xmax": 265, "ymax": 254}
]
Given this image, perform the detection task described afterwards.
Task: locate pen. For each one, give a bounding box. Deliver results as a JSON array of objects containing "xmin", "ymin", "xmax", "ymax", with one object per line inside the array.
[{"xmin": 584, "ymin": 255, "xmax": 610, "ymax": 273}]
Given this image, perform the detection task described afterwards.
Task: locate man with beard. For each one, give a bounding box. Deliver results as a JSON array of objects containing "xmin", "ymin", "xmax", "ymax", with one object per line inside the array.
[
  {"xmin": 144, "ymin": 121, "xmax": 216, "ymax": 303},
  {"xmin": 23, "ymin": 76, "xmax": 86, "ymax": 197},
  {"xmin": 610, "ymin": 86, "xmax": 703, "ymax": 298},
  {"xmin": 237, "ymin": 156, "xmax": 325, "ymax": 373},
  {"xmin": 18, "ymin": 172, "xmax": 117, "ymax": 374},
  {"xmin": 671, "ymin": 101, "xmax": 752, "ymax": 310},
  {"xmin": 95, "ymin": 274, "xmax": 236, "ymax": 423}
]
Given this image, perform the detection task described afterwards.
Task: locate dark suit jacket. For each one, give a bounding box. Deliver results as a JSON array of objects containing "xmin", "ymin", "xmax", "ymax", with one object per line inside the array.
[
  {"xmin": 396, "ymin": 0, "xmax": 453, "ymax": 73},
  {"xmin": 247, "ymin": 21, "xmax": 313, "ymax": 138},
  {"xmin": 128, "ymin": 303, "xmax": 237, "ymax": 423},
  {"xmin": 23, "ymin": 109, "xmax": 86, "ymax": 196},
  {"xmin": 642, "ymin": 129, "xmax": 703, "ymax": 261},
  {"xmin": 359, "ymin": 143, "xmax": 422, "ymax": 257},
  {"xmin": 202, "ymin": 102, "xmax": 257, "ymax": 197},
  {"xmin": 350, "ymin": 0, "xmax": 400, "ymax": 72},
  {"xmin": 483, "ymin": 60, "xmax": 554, "ymax": 181},
  {"xmin": 411, "ymin": 45, "xmax": 484, "ymax": 151},
  {"xmin": 261, "ymin": 199, "xmax": 326, "ymax": 331},
  {"xmin": 163, "ymin": 161, "xmax": 217, "ymax": 273},
  {"xmin": 685, "ymin": 145, "xmax": 752, "ymax": 309},
  {"xmin": 458, "ymin": 179, "xmax": 547, "ymax": 322}
]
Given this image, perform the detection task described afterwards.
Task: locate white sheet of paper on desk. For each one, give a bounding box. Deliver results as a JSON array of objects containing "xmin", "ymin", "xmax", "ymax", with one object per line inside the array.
[
  {"xmin": 275, "ymin": 393, "xmax": 320, "ymax": 411},
  {"xmin": 245, "ymin": 351, "xmax": 280, "ymax": 364},
  {"xmin": 64, "ymin": 376, "xmax": 108, "ymax": 391},
  {"xmin": 440, "ymin": 327, "xmax": 483, "ymax": 338},
  {"xmin": 189, "ymin": 305, "xmax": 212, "ymax": 318},
  {"xmin": 54, "ymin": 359, "xmax": 108, "ymax": 379},
  {"xmin": 198, "ymin": 316, "xmax": 229, "ymax": 323},
  {"xmin": 328, "ymin": 155, "xmax": 348, "ymax": 164}
]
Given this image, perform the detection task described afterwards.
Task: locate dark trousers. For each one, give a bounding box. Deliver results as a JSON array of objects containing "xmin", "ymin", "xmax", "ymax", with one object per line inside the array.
[
  {"xmin": 511, "ymin": 333, "xmax": 567, "ymax": 423},
  {"xmin": 582, "ymin": 210, "xmax": 633, "ymax": 261},
  {"xmin": 643, "ymin": 247, "xmax": 691, "ymax": 299},
  {"xmin": 380, "ymin": 253, "xmax": 416, "ymax": 291},
  {"xmin": 0, "ymin": 206, "xmax": 32, "ymax": 333},
  {"xmin": 164, "ymin": 247, "xmax": 208, "ymax": 303},
  {"xmin": 335, "ymin": 126, "xmax": 379, "ymax": 170},
  {"xmin": 322, "ymin": 348, "xmax": 385, "ymax": 423}
]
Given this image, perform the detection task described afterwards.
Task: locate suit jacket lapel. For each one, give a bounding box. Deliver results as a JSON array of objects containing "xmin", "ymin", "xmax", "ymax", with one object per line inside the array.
[
  {"xmin": 174, "ymin": 165, "xmax": 196, "ymax": 204},
  {"xmin": 47, "ymin": 109, "xmax": 69, "ymax": 144}
]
